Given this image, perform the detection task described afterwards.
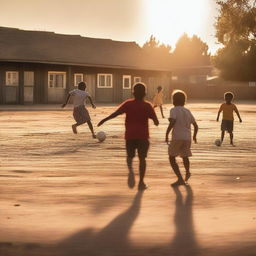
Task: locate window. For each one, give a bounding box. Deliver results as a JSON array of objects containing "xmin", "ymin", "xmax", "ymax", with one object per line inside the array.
[
  {"xmin": 134, "ymin": 77, "xmax": 141, "ymax": 83},
  {"xmin": 123, "ymin": 75, "xmax": 131, "ymax": 89},
  {"xmin": 249, "ymin": 82, "xmax": 256, "ymax": 87},
  {"xmin": 24, "ymin": 71, "xmax": 34, "ymax": 86},
  {"xmin": 172, "ymin": 76, "xmax": 178, "ymax": 81},
  {"xmin": 97, "ymin": 74, "xmax": 113, "ymax": 88},
  {"xmin": 48, "ymin": 72, "xmax": 66, "ymax": 88},
  {"xmin": 74, "ymin": 73, "xmax": 84, "ymax": 87},
  {"xmin": 6, "ymin": 71, "xmax": 19, "ymax": 86}
]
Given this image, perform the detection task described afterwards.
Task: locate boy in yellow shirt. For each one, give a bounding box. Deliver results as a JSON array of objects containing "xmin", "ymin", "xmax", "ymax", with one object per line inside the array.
[{"xmin": 217, "ymin": 92, "xmax": 242, "ymax": 145}]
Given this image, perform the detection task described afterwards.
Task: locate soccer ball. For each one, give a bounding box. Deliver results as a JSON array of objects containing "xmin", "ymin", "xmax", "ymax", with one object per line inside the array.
[
  {"xmin": 215, "ymin": 139, "xmax": 221, "ymax": 147},
  {"xmin": 96, "ymin": 131, "xmax": 106, "ymax": 142}
]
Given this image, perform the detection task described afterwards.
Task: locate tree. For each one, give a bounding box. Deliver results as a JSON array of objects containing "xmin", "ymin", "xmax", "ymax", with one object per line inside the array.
[
  {"xmin": 143, "ymin": 35, "xmax": 171, "ymax": 56},
  {"xmin": 214, "ymin": 0, "xmax": 256, "ymax": 80},
  {"xmin": 172, "ymin": 33, "xmax": 210, "ymax": 66}
]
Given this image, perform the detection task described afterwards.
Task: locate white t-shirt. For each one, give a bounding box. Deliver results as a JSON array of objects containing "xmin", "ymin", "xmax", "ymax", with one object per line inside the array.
[
  {"xmin": 169, "ymin": 106, "xmax": 195, "ymax": 141},
  {"xmin": 69, "ymin": 89, "xmax": 90, "ymax": 107}
]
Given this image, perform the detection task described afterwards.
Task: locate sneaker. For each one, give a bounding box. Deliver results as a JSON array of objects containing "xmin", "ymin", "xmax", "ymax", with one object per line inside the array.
[
  {"xmin": 128, "ymin": 172, "xmax": 135, "ymax": 189},
  {"xmin": 72, "ymin": 125, "xmax": 77, "ymax": 134}
]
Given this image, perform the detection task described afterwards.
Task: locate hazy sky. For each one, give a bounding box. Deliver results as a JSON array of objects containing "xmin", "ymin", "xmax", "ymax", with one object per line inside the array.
[{"xmin": 0, "ymin": 0, "xmax": 220, "ymax": 54}]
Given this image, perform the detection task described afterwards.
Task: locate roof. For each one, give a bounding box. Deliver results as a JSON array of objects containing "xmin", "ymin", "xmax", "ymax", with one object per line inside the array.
[{"xmin": 0, "ymin": 27, "xmax": 172, "ymax": 72}]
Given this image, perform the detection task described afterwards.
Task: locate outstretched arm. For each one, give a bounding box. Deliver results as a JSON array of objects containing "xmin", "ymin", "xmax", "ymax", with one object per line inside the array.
[
  {"xmin": 97, "ymin": 109, "xmax": 123, "ymax": 127},
  {"xmin": 62, "ymin": 94, "xmax": 71, "ymax": 108},
  {"xmin": 192, "ymin": 121, "xmax": 198, "ymax": 143},
  {"xmin": 87, "ymin": 96, "xmax": 96, "ymax": 109},
  {"xmin": 165, "ymin": 118, "xmax": 176, "ymax": 144},
  {"xmin": 216, "ymin": 109, "xmax": 222, "ymax": 121}
]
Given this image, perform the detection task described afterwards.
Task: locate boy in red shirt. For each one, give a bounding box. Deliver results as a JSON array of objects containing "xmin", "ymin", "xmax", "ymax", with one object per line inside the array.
[{"xmin": 98, "ymin": 83, "xmax": 159, "ymax": 190}]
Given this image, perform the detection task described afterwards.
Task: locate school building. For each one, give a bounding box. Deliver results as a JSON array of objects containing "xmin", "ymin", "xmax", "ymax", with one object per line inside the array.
[{"xmin": 0, "ymin": 27, "xmax": 175, "ymax": 105}]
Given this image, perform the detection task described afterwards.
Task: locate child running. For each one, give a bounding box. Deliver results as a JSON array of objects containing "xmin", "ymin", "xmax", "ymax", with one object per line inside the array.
[
  {"xmin": 153, "ymin": 86, "xmax": 165, "ymax": 118},
  {"xmin": 62, "ymin": 81, "xmax": 96, "ymax": 138},
  {"xmin": 216, "ymin": 92, "xmax": 242, "ymax": 145},
  {"xmin": 98, "ymin": 83, "xmax": 159, "ymax": 190},
  {"xmin": 165, "ymin": 90, "xmax": 198, "ymax": 187}
]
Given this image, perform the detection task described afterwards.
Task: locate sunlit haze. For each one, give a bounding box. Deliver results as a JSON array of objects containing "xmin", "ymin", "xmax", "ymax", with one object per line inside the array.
[{"xmin": 0, "ymin": 0, "xmax": 219, "ymax": 53}]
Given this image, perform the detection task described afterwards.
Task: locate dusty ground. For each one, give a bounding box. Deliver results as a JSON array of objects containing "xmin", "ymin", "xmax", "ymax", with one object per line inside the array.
[{"xmin": 0, "ymin": 102, "xmax": 256, "ymax": 256}]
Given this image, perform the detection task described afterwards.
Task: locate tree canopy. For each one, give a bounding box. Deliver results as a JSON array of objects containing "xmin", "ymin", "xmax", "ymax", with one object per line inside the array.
[{"xmin": 214, "ymin": 0, "xmax": 256, "ymax": 80}]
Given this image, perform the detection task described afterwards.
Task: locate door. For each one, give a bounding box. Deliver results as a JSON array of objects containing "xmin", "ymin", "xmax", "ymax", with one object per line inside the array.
[
  {"xmin": 122, "ymin": 75, "xmax": 132, "ymax": 101},
  {"xmin": 24, "ymin": 71, "xmax": 34, "ymax": 103}
]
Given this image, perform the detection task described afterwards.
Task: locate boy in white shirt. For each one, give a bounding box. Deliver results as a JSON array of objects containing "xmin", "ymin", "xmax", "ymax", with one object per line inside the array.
[
  {"xmin": 165, "ymin": 90, "xmax": 198, "ymax": 186},
  {"xmin": 62, "ymin": 81, "xmax": 96, "ymax": 138}
]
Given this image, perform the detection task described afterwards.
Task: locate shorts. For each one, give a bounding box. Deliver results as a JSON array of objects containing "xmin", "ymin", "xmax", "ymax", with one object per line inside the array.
[
  {"xmin": 221, "ymin": 120, "xmax": 233, "ymax": 133},
  {"xmin": 168, "ymin": 140, "xmax": 192, "ymax": 158},
  {"xmin": 73, "ymin": 105, "xmax": 91, "ymax": 125},
  {"xmin": 126, "ymin": 139, "xmax": 150, "ymax": 158}
]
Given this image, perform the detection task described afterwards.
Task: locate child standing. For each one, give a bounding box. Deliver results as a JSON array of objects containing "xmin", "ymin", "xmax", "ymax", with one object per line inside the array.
[
  {"xmin": 62, "ymin": 81, "xmax": 96, "ymax": 138},
  {"xmin": 153, "ymin": 86, "xmax": 165, "ymax": 118},
  {"xmin": 216, "ymin": 92, "xmax": 242, "ymax": 145},
  {"xmin": 98, "ymin": 83, "xmax": 159, "ymax": 190},
  {"xmin": 165, "ymin": 90, "xmax": 198, "ymax": 187}
]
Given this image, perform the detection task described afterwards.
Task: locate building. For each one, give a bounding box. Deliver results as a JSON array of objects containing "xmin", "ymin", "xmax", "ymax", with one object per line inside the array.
[{"xmin": 0, "ymin": 27, "xmax": 172, "ymax": 104}]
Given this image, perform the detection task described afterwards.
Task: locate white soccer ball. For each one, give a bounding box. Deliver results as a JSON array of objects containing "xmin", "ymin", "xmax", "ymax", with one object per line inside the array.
[
  {"xmin": 97, "ymin": 131, "xmax": 106, "ymax": 142},
  {"xmin": 215, "ymin": 139, "xmax": 221, "ymax": 147}
]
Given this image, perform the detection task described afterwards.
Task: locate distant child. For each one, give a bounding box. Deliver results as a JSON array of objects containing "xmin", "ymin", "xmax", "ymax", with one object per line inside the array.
[
  {"xmin": 62, "ymin": 81, "xmax": 96, "ymax": 138},
  {"xmin": 153, "ymin": 86, "xmax": 165, "ymax": 118},
  {"xmin": 98, "ymin": 83, "xmax": 159, "ymax": 190},
  {"xmin": 216, "ymin": 92, "xmax": 242, "ymax": 145},
  {"xmin": 165, "ymin": 90, "xmax": 198, "ymax": 187}
]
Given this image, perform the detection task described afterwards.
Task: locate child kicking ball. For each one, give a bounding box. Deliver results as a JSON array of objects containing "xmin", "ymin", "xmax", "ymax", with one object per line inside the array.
[{"xmin": 62, "ymin": 81, "xmax": 96, "ymax": 138}]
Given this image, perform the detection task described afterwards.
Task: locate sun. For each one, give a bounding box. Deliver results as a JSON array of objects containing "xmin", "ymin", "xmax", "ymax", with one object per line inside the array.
[{"xmin": 145, "ymin": 0, "xmax": 209, "ymax": 47}]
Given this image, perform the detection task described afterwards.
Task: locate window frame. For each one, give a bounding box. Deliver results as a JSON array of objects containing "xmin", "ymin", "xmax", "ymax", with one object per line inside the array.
[
  {"xmin": 123, "ymin": 75, "xmax": 131, "ymax": 89},
  {"xmin": 74, "ymin": 73, "xmax": 84, "ymax": 87},
  {"xmin": 48, "ymin": 71, "xmax": 66, "ymax": 89},
  {"xmin": 97, "ymin": 73, "xmax": 113, "ymax": 88},
  {"xmin": 6, "ymin": 71, "xmax": 19, "ymax": 86},
  {"xmin": 134, "ymin": 76, "xmax": 142, "ymax": 83}
]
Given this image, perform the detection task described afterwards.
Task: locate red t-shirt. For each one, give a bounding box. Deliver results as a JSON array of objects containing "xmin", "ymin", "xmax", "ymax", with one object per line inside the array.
[{"xmin": 117, "ymin": 99, "xmax": 158, "ymax": 140}]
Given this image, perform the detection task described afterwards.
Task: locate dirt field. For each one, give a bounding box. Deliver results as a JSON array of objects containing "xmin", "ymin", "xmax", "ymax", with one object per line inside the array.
[{"xmin": 0, "ymin": 102, "xmax": 256, "ymax": 256}]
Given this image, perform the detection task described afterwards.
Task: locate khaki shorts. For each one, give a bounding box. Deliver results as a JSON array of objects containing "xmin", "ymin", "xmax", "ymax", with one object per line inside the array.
[{"xmin": 168, "ymin": 140, "xmax": 192, "ymax": 157}]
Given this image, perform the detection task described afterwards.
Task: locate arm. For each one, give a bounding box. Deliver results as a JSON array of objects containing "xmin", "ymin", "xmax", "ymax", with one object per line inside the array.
[
  {"xmin": 216, "ymin": 107, "xmax": 222, "ymax": 121},
  {"xmin": 165, "ymin": 118, "xmax": 176, "ymax": 144},
  {"xmin": 149, "ymin": 105, "xmax": 159, "ymax": 126},
  {"xmin": 192, "ymin": 121, "xmax": 198, "ymax": 143},
  {"xmin": 87, "ymin": 96, "xmax": 96, "ymax": 109},
  {"xmin": 97, "ymin": 109, "xmax": 123, "ymax": 127},
  {"xmin": 234, "ymin": 107, "xmax": 242, "ymax": 122},
  {"xmin": 62, "ymin": 94, "xmax": 71, "ymax": 108}
]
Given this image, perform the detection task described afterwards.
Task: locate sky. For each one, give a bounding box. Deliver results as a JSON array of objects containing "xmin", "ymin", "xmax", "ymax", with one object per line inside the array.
[{"xmin": 0, "ymin": 0, "xmax": 221, "ymax": 54}]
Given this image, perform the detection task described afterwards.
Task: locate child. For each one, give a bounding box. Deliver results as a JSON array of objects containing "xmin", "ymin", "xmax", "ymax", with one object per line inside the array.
[
  {"xmin": 98, "ymin": 83, "xmax": 159, "ymax": 190},
  {"xmin": 165, "ymin": 90, "xmax": 198, "ymax": 187},
  {"xmin": 62, "ymin": 81, "xmax": 96, "ymax": 138},
  {"xmin": 216, "ymin": 92, "xmax": 242, "ymax": 145},
  {"xmin": 153, "ymin": 86, "xmax": 165, "ymax": 118}
]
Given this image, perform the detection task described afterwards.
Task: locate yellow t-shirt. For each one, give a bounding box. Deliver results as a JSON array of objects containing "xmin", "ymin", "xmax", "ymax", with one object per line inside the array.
[
  {"xmin": 219, "ymin": 103, "xmax": 238, "ymax": 120},
  {"xmin": 153, "ymin": 91, "xmax": 164, "ymax": 106}
]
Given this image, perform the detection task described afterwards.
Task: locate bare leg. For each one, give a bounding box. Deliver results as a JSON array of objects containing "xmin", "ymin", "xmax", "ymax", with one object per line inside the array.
[
  {"xmin": 169, "ymin": 156, "xmax": 185, "ymax": 186},
  {"xmin": 138, "ymin": 157, "xmax": 147, "ymax": 190},
  {"xmin": 159, "ymin": 105, "xmax": 165, "ymax": 118},
  {"xmin": 87, "ymin": 120, "xmax": 96, "ymax": 138},
  {"xmin": 183, "ymin": 157, "xmax": 191, "ymax": 182},
  {"xmin": 229, "ymin": 132, "xmax": 234, "ymax": 145},
  {"xmin": 127, "ymin": 157, "xmax": 135, "ymax": 188},
  {"xmin": 72, "ymin": 122, "xmax": 85, "ymax": 134},
  {"xmin": 221, "ymin": 131, "xmax": 225, "ymax": 143}
]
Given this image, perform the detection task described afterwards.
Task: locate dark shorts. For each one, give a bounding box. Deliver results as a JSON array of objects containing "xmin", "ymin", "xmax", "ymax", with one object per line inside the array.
[
  {"xmin": 126, "ymin": 139, "xmax": 150, "ymax": 158},
  {"xmin": 73, "ymin": 105, "xmax": 91, "ymax": 125},
  {"xmin": 221, "ymin": 120, "xmax": 234, "ymax": 132}
]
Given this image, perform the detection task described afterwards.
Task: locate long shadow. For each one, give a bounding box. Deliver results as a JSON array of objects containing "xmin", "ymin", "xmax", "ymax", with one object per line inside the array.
[
  {"xmin": 58, "ymin": 191, "xmax": 144, "ymax": 256},
  {"xmin": 167, "ymin": 185, "xmax": 199, "ymax": 256}
]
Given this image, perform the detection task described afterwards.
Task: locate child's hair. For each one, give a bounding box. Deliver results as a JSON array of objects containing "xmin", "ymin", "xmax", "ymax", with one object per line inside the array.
[
  {"xmin": 157, "ymin": 86, "xmax": 162, "ymax": 90},
  {"xmin": 224, "ymin": 92, "xmax": 234, "ymax": 101},
  {"xmin": 78, "ymin": 81, "xmax": 86, "ymax": 90},
  {"xmin": 172, "ymin": 89, "xmax": 187, "ymax": 106},
  {"xmin": 133, "ymin": 83, "xmax": 146, "ymax": 100}
]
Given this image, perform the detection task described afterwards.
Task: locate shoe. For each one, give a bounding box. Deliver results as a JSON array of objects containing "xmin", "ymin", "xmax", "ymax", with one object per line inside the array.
[
  {"xmin": 138, "ymin": 182, "xmax": 148, "ymax": 190},
  {"xmin": 128, "ymin": 172, "xmax": 135, "ymax": 188},
  {"xmin": 72, "ymin": 125, "xmax": 77, "ymax": 134},
  {"xmin": 171, "ymin": 180, "xmax": 186, "ymax": 187}
]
